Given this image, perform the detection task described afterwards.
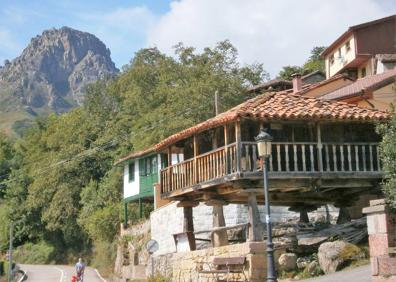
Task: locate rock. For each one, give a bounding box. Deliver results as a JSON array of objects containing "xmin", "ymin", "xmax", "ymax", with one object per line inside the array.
[
  {"xmin": 0, "ymin": 26, "xmax": 118, "ymax": 114},
  {"xmin": 306, "ymin": 261, "xmax": 321, "ymax": 276},
  {"xmin": 296, "ymin": 256, "xmax": 311, "ymax": 270},
  {"xmin": 278, "ymin": 253, "xmax": 297, "ymax": 271},
  {"xmin": 318, "ymin": 240, "xmax": 365, "ymax": 274}
]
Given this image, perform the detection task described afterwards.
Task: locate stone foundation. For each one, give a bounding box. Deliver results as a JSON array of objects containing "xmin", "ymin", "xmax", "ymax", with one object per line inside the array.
[
  {"xmin": 363, "ymin": 199, "xmax": 396, "ymax": 282},
  {"xmin": 150, "ymin": 201, "xmax": 339, "ymax": 255},
  {"xmin": 149, "ymin": 242, "xmax": 284, "ymax": 282}
]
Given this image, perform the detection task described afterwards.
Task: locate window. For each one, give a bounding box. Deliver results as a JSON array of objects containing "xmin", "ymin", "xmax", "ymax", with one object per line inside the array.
[
  {"xmin": 338, "ymin": 48, "xmax": 342, "ymax": 58},
  {"xmin": 330, "ymin": 54, "xmax": 335, "ymax": 65},
  {"xmin": 345, "ymin": 41, "xmax": 350, "ymax": 51},
  {"xmin": 139, "ymin": 156, "xmax": 157, "ymax": 176},
  {"xmin": 361, "ymin": 67, "xmax": 366, "ymax": 78},
  {"xmin": 128, "ymin": 162, "xmax": 135, "ymax": 182}
]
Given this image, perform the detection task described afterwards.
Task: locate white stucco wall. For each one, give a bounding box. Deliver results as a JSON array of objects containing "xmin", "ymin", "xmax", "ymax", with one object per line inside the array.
[
  {"xmin": 150, "ymin": 202, "xmax": 327, "ymax": 255},
  {"xmin": 326, "ymin": 35, "xmax": 356, "ymax": 78},
  {"xmin": 123, "ymin": 160, "xmax": 140, "ymax": 199}
]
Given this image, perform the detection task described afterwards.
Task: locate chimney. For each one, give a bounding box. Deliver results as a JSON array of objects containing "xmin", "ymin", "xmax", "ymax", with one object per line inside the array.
[{"xmin": 292, "ymin": 73, "xmax": 302, "ymax": 93}]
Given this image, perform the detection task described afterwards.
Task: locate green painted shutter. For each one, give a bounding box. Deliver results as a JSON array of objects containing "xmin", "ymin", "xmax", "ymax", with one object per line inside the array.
[{"xmin": 139, "ymin": 159, "xmax": 146, "ymax": 176}]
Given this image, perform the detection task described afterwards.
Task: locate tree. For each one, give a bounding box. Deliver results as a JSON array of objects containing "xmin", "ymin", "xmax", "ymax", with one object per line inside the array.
[
  {"xmin": 2, "ymin": 40, "xmax": 268, "ymax": 260},
  {"xmin": 303, "ymin": 46, "xmax": 326, "ymax": 74},
  {"xmin": 278, "ymin": 65, "xmax": 304, "ymax": 81},
  {"xmin": 378, "ymin": 113, "xmax": 396, "ymax": 208},
  {"xmin": 277, "ymin": 46, "xmax": 326, "ymax": 80}
]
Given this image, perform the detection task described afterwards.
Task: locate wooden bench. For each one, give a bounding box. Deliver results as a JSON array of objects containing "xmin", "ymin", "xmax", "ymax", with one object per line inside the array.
[{"xmin": 197, "ymin": 256, "xmax": 248, "ymax": 281}]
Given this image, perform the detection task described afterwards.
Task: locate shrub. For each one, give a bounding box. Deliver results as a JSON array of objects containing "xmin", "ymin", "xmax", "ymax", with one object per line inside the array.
[
  {"xmin": 147, "ymin": 274, "xmax": 171, "ymax": 282},
  {"xmin": 90, "ymin": 240, "xmax": 117, "ymax": 277},
  {"xmin": 13, "ymin": 241, "xmax": 55, "ymax": 264}
]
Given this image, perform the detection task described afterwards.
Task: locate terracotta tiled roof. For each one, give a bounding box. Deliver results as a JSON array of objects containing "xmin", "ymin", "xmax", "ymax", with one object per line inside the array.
[
  {"xmin": 321, "ymin": 68, "xmax": 396, "ymax": 101},
  {"xmin": 114, "ymin": 147, "xmax": 155, "ymax": 165},
  {"xmin": 155, "ymin": 91, "xmax": 389, "ymax": 150},
  {"xmin": 293, "ymin": 74, "xmax": 355, "ymax": 96}
]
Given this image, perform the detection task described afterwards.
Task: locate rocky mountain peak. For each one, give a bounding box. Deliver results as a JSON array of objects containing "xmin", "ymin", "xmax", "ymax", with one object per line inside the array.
[{"xmin": 0, "ymin": 26, "xmax": 118, "ymax": 113}]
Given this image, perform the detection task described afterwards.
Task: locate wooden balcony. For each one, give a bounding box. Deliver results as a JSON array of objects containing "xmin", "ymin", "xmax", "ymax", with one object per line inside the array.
[{"xmin": 160, "ymin": 141, "xmax": 382, "ymax": 199}]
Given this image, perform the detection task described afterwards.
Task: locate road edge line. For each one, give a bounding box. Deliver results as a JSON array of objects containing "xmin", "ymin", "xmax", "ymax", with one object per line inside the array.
[
  {"xmin": 94, "ymin": 268, "xmax": 107, "ymax": 282},
  {"xmin": 17, "ymin": 270, "xmax": 27, "ymax": 282},
  {"xmin": 54, "ymin": 266, "xmax": 65, "ymax": 282}
]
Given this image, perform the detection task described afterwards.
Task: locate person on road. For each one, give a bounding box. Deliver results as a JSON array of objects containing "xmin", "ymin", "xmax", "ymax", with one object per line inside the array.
[{"xmin": 75, "ymin": 258, "xmax": 85, "ymax": 282}]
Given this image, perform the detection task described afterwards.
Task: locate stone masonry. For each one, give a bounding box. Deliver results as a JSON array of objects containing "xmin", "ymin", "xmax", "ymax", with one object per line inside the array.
[
  {"xmin": 148, "ymin": 241, "xmax": 285, "ymax": 282},
  {"xmin": 363, "ymin": 199, "xmax": 396, "ymax": 282},
  {"xmin": 150, "ymin": 201, "xmax": 338, "ymax": 255}
]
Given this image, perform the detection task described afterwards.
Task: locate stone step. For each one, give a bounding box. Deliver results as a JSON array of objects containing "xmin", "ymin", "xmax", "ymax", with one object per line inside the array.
[{"xmin": 133, "ymin": 265, "xmax": 147, "ymax": 279}]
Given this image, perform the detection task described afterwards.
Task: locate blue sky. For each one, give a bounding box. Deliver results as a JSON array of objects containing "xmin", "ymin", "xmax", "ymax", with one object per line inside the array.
[{"xmin": 0, "ymin": 0, "xmax": 395, "ymax": 76}]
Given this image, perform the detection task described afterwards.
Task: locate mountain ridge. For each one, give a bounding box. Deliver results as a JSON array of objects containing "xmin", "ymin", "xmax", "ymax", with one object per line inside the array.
[{"xmin": 0, "ymin": 26, "xmax": 118, "ymax": 135}]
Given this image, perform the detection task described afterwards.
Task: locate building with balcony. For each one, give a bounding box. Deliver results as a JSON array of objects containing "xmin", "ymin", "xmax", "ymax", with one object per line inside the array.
[
  {"xmin": 116, "ymin": 89, "xmax": 389, "ymax": 260},
  {"xmin": 115, "ymin": 148, "xmax": 162, "ymax": 224},
  {"xmin": 322, "ymin": 15, "xmax": 396, "ymax": 79}
]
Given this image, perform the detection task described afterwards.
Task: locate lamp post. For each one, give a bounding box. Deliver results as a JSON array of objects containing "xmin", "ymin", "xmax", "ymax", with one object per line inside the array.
[{"xmin": 255, "ymin": 129, "xmax": 277, "ymax": 282}]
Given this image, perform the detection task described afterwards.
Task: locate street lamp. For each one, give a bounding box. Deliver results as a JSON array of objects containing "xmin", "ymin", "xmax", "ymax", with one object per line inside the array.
[{"xmin": 255, "ymin": 129, "xmax": 277, "ymax": 282}]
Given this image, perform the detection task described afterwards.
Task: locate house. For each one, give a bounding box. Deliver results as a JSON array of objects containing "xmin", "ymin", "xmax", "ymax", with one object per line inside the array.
[
  {"xmin": 145, "ymin": 91, "xmax": 388, "ymax": 280},
  {"xmin": 291, "ymin": 73, "xmax": 355, "ymax": 97},
  {"xmin": 322, "ymin": 15, "xmax": 396, "ymax": 79},
  {"xmin": 301, "ymin": 70, "xmax": 326, "ymax": 84},
  {"xmin": 154, "ymin": 91, "xmax": 388, "ymax": 245},
  {"xmin": 320, "ymin": 68, "xmax": 396, "ymax": 111},
  {"xmin": 247, "ymin": 71, "xmax": 326, "ymax": 96},
  {"xmin": 115, "ymin": 148, "xmax": 163, "ymax": 225}
]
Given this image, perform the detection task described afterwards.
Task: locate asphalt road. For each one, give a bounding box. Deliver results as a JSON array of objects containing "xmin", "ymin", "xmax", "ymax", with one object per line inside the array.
[
  {"xmin": 20, "ymin": 264, "xmax": 106, "ymax": 282},
  {"xmin": 301, "ymin": 265, "xmax": 371, "ymax": 282}
]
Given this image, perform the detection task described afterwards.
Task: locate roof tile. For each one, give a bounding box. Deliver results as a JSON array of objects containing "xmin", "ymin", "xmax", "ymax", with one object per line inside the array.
[{"xmin": 155, "ymin": 91, "xmax": 389, "ymax": 150}]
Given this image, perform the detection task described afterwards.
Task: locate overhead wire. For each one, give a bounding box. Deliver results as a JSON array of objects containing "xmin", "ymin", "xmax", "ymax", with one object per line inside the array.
[{"xmin": 0, "ymin": 100, "xmax": 217, "ymax": 186}]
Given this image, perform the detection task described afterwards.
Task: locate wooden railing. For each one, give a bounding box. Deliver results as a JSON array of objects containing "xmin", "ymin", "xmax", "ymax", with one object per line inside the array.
[
  {"xmin": 241, "ymin": 142, "xmax": 382, "ymax": 173},
  {"xmin": 160, "ymin": 141, "xmax": 382, "ymax": 195},
  {"xmin": 161, "ymin": 143, "xmax": 236, "ymax": 194}
]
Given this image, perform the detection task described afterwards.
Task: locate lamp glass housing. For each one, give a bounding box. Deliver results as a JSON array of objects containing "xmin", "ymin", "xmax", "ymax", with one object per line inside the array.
[
  {"xmin": 255, "ymin": 129, "xmax": 273, "ymax": 157},
  {"xmin": 257, "ymin": 139, "xmax": 272, "ymax": 157}
]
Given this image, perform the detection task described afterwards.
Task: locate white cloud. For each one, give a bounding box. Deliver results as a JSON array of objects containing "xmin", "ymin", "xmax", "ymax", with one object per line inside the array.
[
  {"xmin": 76, "ymin": 6, "xmax": 157, "ymax": 67},
  {"xmin": 147, "ymin": 0, "xmax": 393, "ymax": 77}
]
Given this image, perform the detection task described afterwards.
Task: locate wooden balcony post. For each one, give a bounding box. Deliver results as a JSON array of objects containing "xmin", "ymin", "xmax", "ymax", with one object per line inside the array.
[
  {"xmin": 193, "ymin": 135, "xmax": 198, "ymax": 184},
  {"xmin": 317, "ymin": 123, "xmax": 324, "ymax": 172},
  {"xmin": 167, "ymin": 146, "xmax": 172, "ymax": 191},
  {"xmin": 235, "ymin": 120, "xmax": 242, "ymax": 173},
  {"xmin": 224, "ymin": 125, "xmax": 229, "ymax": 174}
]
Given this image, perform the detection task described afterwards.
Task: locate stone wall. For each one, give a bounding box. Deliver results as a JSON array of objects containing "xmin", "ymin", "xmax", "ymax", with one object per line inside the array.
[
  {"xmin": 363, "ymin": 199, "xmax": 396, "ymax": 282},
  {"xmin": 114, "ymin": 221, "xmax": 150, "ymax": 281},
  {"xmin": 150, "ymin": 201, "xmax": 339, "ymax": 255},
  {"xmin": 148, "ymin": 242, "xmax": 285, "ymax": 282}
]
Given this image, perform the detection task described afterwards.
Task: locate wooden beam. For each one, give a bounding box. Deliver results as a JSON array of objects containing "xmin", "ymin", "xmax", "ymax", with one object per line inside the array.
[
  {"xmin": 183, "ymin": 206, "xmax": 194, "ymax": 233},
  {"xmin": 212, "ymin": 205, "xmax": 229, "ymax": 247},
  {"xmin": 177, "ymin": 201, "xmax": 199, "ymax": 208},
  {"xmin": 205, "ymin": 199, "xmax": 228, "ymax": 206},
  {"xmin": 247, "ymin": 194, "xmax": 263, "ymax": 242},
  {"xmin": 235, "ymin": 120, "xmax": 242, "ymax": 173},
  {"xmin": 193, "ymin": 135, "xmax": 198, "ymax": 184},
  {"xmin": 317, "ymin": 123, "xmax": 323, "ymax": 172},
  {"xmin": 224, "ymin": 125, "xmax": 229, "ymax": 175}
]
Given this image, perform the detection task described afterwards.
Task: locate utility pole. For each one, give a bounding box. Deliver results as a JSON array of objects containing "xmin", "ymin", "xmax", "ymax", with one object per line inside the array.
[
  {"xmin": 8, "ymin": 222, "xmax": 13, "ymax": 282},
  {"xmin": 214, "ymin": 91, "xmax": 219, "ymax": 116}
]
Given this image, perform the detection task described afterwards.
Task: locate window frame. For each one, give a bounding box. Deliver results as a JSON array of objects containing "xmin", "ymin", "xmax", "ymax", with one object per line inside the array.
[
  {"xmin": 128, "ymin": 161, "xmax": 135, "ymax": 182},
  {"xmin": 345, "ymin": 41, "xmax": 351, "ymax": 52},
  {"xmin": 329, "ymin": 54, "xmax": 335, "ymax": 65}
]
